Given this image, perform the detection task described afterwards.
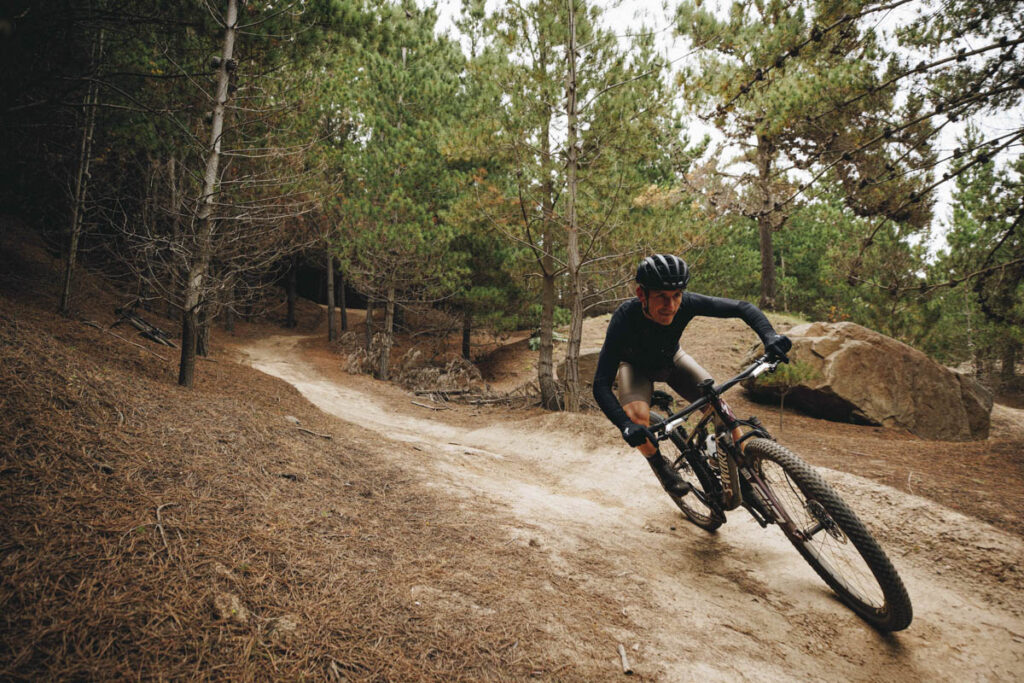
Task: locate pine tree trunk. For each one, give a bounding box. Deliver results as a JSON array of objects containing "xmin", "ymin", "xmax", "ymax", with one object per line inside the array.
[
  {"xmin": 137, "ymin": 156, "xmax": 158, "ymax": 307},
  {"xmin": 178, "ymin": 0, "xmax": 237, "ymax": 387},
  {"xmin": 562, "ymin": 2, "xmax": 583, "ymax": 412},
  {"xmin": 326, "ymin": 252, "xmax": 336, "ymax": 342},
  {"xmin": 380, "ymin": 286, "xmax": 395, "ymax": 380},
  {"xmin": 1001, "ymin": 343, "xmax": 1018, "ymax": 385},
  {"xmin": 286, "ymin": 254, "xmax": 298, "ymax": 329},
  {"xmin": 179, "ymin": 306, "xmax": 199, "ymax": 387},
  {"xmin": 197, "ymin": 303, "xmax": 211, "ymax": 357},
  {"xmin": 244, "ymin": 282, "xmax": 255, "ymax": 321},
  {"xmin": 756, "ymin": 134, "xmax": 777, "ymax": 311},
  {"xmin": 59, "ymin": 27, "xmax": 103, "ymax": 317},
  {"xmin": 365, "ymin": 297, "xmax": 374, "ymax": 351},
  {"xmin": 974, "ymin": 350, "xmax": 990, "ymax": 381},
  {"xmin": 537, "ymin": 38, "xmax": 560, "ymax": 411},
  {"xmin": 167, "ymin": 155, "xmax": 181, "ymax": 319},
  {"xmin": 539, "ymin": 271, "xmax": 560, "ymax": 410},
  {"xmin": 338, "ymin": 270, "xmax": 348, "ymax": 331},
  {"xmin": 223, "ymin": 301, "xmax": 235, "ymax": 333},
  {"xmin": 462, "ymin": 310, "xmax": 472, "ymax": 361}
]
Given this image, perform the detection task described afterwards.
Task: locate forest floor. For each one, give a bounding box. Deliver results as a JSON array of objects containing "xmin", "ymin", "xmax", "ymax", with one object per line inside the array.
[{"xmin": 3, "ymin": 217, "xmax": 1024, "ymax": 680}]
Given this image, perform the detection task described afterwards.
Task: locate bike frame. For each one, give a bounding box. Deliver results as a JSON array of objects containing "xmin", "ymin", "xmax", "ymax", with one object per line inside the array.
[
  {"xmin": 652, "ymin": 353, "xmax": 781, "ymax": 441},
  {"xmin": 648, "ymin": 354, "xmax": 807, "ymax": 531}
]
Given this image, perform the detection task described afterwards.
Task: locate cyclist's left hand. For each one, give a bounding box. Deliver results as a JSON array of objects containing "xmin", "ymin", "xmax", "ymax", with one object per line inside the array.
[{"xmin": 765, "ymin": 333, "xmax": 792, "ymax": 359}]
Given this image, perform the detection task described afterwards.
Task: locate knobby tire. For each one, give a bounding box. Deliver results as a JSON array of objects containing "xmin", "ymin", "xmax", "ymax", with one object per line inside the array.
[{"xmin": 745, "ymin": 438, "xmax": 913, "ymax": 632}]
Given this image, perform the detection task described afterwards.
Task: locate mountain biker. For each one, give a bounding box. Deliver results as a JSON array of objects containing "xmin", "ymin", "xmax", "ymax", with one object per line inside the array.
[{"xmin": 592, "ymin": 254, "xmax": 792, "ymax": 496}]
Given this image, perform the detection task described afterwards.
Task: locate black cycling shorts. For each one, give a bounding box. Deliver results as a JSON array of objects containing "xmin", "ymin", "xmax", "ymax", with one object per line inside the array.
[{"xmin": 616, "ymin": 349, "xmax": 712, "ymax": 406}]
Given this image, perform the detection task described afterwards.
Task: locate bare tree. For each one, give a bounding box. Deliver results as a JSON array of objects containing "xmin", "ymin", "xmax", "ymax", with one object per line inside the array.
[{"xmin": 59, "ymin": 27, "xmax": 104, "ymax": 317}]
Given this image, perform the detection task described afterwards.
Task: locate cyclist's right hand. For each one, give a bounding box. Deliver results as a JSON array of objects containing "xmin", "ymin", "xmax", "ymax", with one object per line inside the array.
[
  {"xmin": 764, "ymin": 333, "xmax": 792, "ymax": 360},
  {"xmin": 621, "ymin": 421, "xmax": 655, "ymax": 448}
]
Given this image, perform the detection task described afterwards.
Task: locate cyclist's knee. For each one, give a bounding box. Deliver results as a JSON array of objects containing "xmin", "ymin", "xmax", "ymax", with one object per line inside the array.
[{"xmin": 622, "ymin": 400, "xmax": 650, "ymax": 426}]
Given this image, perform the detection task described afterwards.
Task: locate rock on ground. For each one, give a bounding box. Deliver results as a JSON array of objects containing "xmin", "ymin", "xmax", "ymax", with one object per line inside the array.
[{"xmin": 744, "ymin": 321, "xmax": 992, "ymax": 441}]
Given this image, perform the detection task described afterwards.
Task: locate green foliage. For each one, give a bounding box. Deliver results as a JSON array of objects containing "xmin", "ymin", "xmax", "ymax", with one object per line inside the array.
[
  {"xmin": 447, "ymin": 228, "xmax": 526, "ymax": 334},
  {"xmin": 920, "ymin": 127, "xmax": 1023, "ymax": 367},
  {"xmin": 753, "ymin": 359, "xmax": 821, "ymax": 431},
  {"xmin": 524, "ymin": 304, "xmax": 571, "ymax": 332},
  {"xmin": 4, "ymin": 0, "xmax": 1020, "ymax": 383},
  {"xmin": 753, "ymin": 360, "xmax": 821, "ymax": 392},
  {"xmin": 330, "ymin": 4, "xmax": 468, "ymax": 303},
  {"xmin": 897, "ymin": 1, "xmax": 1023, "ymax": 116},
  {"xmin": 674, "ymin": 0, "xmax": 938, "ymax": 311},
  {"xmin": 686, "ymin": 216, "xmax": 761, "ymax": 301}
]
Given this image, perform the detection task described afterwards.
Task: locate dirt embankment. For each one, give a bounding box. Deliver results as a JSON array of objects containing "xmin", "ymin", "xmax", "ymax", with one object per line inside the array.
[{"xmin": 0, "ymin": 228, "xmax": 628, "ymax": 680}]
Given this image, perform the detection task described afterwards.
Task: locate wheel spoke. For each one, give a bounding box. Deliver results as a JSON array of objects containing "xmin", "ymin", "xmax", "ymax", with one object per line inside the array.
[{"xmin": 757, "ymin": 458, "xmax": 887, "ymax": 609}]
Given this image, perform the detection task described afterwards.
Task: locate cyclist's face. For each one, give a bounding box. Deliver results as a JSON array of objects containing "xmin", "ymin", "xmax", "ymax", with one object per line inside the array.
[{"xmin": 639, "ymin": 287, "xmax": 683, "ymax": 325}]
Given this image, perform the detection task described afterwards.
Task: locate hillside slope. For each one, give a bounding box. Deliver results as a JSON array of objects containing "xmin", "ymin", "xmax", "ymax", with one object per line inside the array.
[{"xmin": 0, "ymin": 224, "xmax": 632, "ymax": 680}]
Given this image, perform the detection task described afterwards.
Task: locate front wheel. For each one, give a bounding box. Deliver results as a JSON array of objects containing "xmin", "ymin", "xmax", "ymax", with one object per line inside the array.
[{"xmin": 745, "ymin": 438, "xmax": 913, "ymax": 632}]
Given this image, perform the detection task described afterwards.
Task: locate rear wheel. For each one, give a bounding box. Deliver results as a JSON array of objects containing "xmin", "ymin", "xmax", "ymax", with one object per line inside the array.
[
  {"xmin": 745, "ymin": 438, "xmax": 913, "ymax": 631},
  {"xmin": 651, "ymin": 412, "xmax": 723, "ymax": 531}
]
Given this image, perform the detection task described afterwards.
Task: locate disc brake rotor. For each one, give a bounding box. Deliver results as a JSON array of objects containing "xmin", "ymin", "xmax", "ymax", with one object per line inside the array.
[{"xmin": 806, "ymin": 499, "xmax": 847, "ymax": 542}]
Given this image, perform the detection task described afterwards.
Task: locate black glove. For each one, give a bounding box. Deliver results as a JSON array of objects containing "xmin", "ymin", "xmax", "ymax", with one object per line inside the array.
[
  {"xmin": 621, "ymin": 421, "xmax": 655, "ymax": 448},
  {"xmin": 765, "ymin": 333, "xmax": 792, "ymax": 359}
]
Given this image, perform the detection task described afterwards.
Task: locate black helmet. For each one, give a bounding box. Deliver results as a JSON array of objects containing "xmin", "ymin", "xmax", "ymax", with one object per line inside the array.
[{"xmin": 636, "ymin": 254, "xmax": 690, "ymax": 290}]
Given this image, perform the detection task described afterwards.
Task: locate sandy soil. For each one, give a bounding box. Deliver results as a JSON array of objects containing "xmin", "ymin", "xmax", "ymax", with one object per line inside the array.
[{"xmin": 239, "ymin": 331, "xmax": 1024, "ymax": 681}]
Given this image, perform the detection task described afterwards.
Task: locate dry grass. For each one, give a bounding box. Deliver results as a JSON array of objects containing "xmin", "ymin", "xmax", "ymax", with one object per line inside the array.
[{"xmin": 0, "ymin": 222, "xmax": 637, "ymax": 681}]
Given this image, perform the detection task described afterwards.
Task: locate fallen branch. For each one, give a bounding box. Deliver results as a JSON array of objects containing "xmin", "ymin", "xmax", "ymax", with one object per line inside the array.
[
  {"xmin": 113, "ymin": 304, "xmax": 178, "ymax": 347},
  {"xmin": 411, "ymin": 401, "xmax": 448, "ymax": 411},
  {"xmin": 617, "ymin": 643, "xmax": 633, "ymax": 675},
  {"xmin": 296, "ymin": 427, "xmax": 332, "ymax": 440},
  {"xmin": 467, "ymin": 396, "xmax": 515, "ymax": 405},
  {"xmin": 155, "ymin": 503, "xmax": 179, "ymax": 555},
  {"xmin": 83, "ymin": 320, "xmax": 170, "ymax": 361}
]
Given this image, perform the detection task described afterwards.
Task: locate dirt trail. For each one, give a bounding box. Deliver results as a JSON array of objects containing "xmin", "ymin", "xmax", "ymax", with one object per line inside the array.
[{"xmin": 242, "ymin": 333, "xmax": 1024, "ymax": 681}]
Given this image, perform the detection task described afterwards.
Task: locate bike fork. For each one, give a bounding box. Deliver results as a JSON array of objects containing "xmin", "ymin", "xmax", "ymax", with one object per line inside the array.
[
  {"xmin": 738, "ymin": 470, "xmax": 772, "ymax": 528},
  {"xmin": 741, "ymin": 467, "xmax": 812, "ymax": 540}
]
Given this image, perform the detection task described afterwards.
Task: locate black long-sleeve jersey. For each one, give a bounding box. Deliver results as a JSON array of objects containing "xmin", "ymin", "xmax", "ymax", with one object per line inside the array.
[{"xmin": 592, "ymin": 293, "xmax": 776, "ymax": 430}]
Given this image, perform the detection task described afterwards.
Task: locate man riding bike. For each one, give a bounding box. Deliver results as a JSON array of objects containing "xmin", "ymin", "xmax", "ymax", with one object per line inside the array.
[{"xmin": 592, "ymin": 254, "xmax": 792, "ymax": 496}]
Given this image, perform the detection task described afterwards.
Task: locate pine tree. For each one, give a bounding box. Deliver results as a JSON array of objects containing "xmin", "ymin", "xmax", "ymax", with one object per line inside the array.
[
  {"xmin": 934, "ymin": 127, "xmax": 1023, "ymax": 382},
  {"xmin": 463, "ymin": 0, "xmax": 697, "ymax": 410},
  {"xmin": 334, "ymin": 2, "xmax": 467, "ymax": 380},
  {"xmin": 674, "ymin": 0, "xmax": 933, "ymax": 310}
]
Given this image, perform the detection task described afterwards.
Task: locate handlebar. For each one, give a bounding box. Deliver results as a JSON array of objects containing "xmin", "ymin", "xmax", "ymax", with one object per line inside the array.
[{"xmin": 648, "ymin": 352, "xmax": 787, "ymax": 440}]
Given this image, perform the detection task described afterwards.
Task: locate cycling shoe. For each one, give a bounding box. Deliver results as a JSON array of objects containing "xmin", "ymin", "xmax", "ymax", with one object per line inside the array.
[{"xmin": 647, "ymin": 452, "xmax": 692, "ymax": 497}]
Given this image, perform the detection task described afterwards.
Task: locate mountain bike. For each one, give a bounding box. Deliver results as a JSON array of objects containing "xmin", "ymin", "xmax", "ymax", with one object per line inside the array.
[{"xmin": 647, "ymin": 352, "xmax": 913, "ymax": 632}]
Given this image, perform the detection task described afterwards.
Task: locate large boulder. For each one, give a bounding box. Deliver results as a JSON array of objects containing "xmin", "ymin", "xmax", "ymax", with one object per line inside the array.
[{"xmin": 744, "ymin": 321, "xmax": 992, "ymax": 441}]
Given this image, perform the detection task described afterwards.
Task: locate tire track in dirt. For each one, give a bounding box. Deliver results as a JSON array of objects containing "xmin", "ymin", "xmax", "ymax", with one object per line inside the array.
[{"xmin": 242, "ymin": 333, "xmax": 1024, "ymax": 681}]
